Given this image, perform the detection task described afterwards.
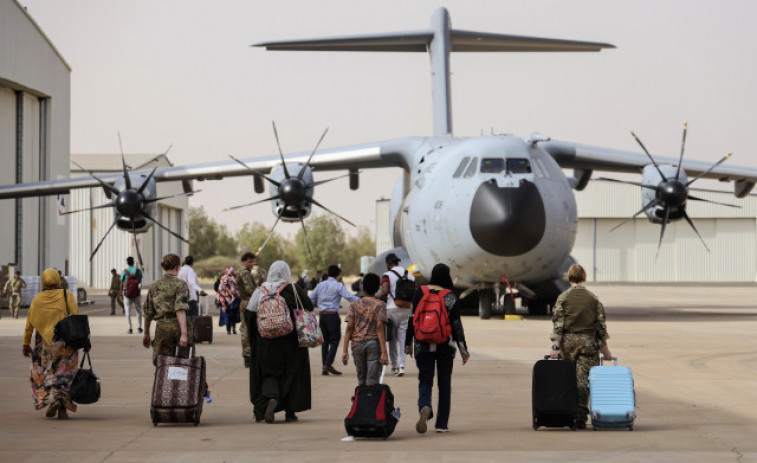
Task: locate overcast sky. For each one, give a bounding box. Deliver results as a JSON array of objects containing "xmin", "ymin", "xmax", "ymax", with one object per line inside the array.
[{"xmin": 19, "ymin": 0, "xmax": 757, "ymax": 238}]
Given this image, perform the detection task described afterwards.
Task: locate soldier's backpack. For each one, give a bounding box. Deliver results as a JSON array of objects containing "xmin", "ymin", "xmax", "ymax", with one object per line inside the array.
[
  {"xmin": 389, "ymin": 269, "xmax": 415, "ymax": 308},
  {"xmin": 412, "ymin": 286, "xmax": 452, "ymax": 344},
  {"xmin": 257, "ymin": 284, "xmax": 294, "ymax": 339},
  {"xmin": 124, "ymin": 270, "xmax": 141, "ymax": 299}
]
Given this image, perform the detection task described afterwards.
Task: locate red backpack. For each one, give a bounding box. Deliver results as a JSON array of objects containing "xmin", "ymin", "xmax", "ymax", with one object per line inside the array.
[
  {"xmin": 413, "ymin": 286, "xmax": 452, "ymax": 344},
  {"xmin": 124, "ymin": 270, "xmax": 141, "ymax": 298}
]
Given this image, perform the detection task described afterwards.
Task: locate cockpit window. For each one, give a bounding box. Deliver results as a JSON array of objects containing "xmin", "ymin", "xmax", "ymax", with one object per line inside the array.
[
  {"xmin": 453, "ymin": 157, "xmax": 470, "ymax": 178},
  {"xmin": 480, "ymin": 158, "xmax": 505, "ymax": 173},
  {"xmin": 507, "ymin": 158, "xmax": 532, "ymax": 174},
  {"xmin": 464, "ymin": 157, "xmax": 478, "ymax": 178}
]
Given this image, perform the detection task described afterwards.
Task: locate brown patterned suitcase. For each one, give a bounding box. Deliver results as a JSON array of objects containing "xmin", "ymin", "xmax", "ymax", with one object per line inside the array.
[
  {"xmin": 193, "ymin": 296, "xmax": 213, "ymax": 344},
  {"xmin": 150, "ymin": 347, "xmax": 207, "ymax": 426}
]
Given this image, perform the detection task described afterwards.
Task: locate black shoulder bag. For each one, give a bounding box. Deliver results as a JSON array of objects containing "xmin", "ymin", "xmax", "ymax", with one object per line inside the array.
[
  {"xmin": 70, "ymin": 351, "xmax": 101, "ymax": 404},
  {"xmin": 54, "ymin": 289, "xmax": 91, "ymax": 349}
]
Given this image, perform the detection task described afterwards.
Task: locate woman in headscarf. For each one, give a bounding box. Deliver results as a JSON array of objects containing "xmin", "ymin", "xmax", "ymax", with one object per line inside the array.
[
  {"xmin": 22, "ymin": 268, "xmax": 83, "ymax": 419},
  {"xmin": 405, "ymin": 263, "xmax": 470, "ymax": 434},
  {"xmin": 245, "ymin": 260, "xmax": 313, "ymax": 423},
  {"xmin": 218, "ymin": 266, "xmax": 240, "ymax": 334}
]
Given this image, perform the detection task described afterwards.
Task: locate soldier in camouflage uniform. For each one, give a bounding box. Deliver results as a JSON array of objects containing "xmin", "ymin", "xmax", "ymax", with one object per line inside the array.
[
  {"xmin": 142, "ymin": 253, "xmax": 194, "ymax": 366},
  {"xmin": 549, "ymin": 264, "xmax": 613, "ymax": 429},
  {"xmin": 237, "ymin": 252, "xmax": 265, "ymax": 367},
  {"xmin": 4, "ymin": 271, "xmax": 27, "ymax": 319}
]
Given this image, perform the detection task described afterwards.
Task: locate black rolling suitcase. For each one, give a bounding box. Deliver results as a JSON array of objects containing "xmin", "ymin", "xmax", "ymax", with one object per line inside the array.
[
  {"xmin": 532, "ymin": 355, "xmax": 578, "ymax": 430},
  {"xmin": 193, "ymin": 296, "xmax": 213, "ymax": 344},
  {"xmin": 345, "ymin": 366, "xmax": 399, "ymax": 438}
]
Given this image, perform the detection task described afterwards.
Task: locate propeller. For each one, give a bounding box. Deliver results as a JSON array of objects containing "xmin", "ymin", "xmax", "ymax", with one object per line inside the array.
[
  {"xmin": 223, "ymin": 122, "xmax": 355, "ymax": 258},
  {"xmin": 69, "ymin": 138, "xmax": 191, "ymax": 265},
  {"xmin": 605, "ymin": 122, "xmax": 738, "ymax": 254}
]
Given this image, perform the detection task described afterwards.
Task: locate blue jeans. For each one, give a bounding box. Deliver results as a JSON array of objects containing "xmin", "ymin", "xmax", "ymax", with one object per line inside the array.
[
  {"xmin": 319, "ymin": 313, "xmax": 341, "ymax": 368},
  {"xmin": 415, "ymin": 350, "xmax": 454, "ymax": 429}
]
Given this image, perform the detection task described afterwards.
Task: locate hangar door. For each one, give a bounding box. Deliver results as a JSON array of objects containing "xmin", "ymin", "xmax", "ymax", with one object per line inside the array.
[{"xmin": 573, "ymin": 218, "xmax": 756, "ymax": 283}]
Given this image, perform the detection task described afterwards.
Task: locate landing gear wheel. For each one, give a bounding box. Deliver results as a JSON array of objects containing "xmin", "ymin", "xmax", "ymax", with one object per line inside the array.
[
  {"xmin": 478, "ymin": 289, "xmax": 494, "ymax": 319},
  {"xmin": 503, "ymin": 296, "xmax": 516, "ymax": 316}
]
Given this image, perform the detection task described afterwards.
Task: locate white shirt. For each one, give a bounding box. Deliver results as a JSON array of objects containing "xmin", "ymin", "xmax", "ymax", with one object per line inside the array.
[
  {"xmin": 178, "ymin": 265, "xmax": 202, "ymax": 302},
  {"xmin": 382, "ymin": 265, "xmax": 416, "ymax": 310}
]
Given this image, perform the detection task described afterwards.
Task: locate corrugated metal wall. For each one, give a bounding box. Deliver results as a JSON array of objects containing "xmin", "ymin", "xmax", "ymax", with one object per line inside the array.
[{"xmin": 573, "ymin": 181, "xmax": 757, "ymax": 282}]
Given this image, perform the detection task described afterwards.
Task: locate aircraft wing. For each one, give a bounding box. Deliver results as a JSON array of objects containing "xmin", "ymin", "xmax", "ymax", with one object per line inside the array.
[
  {"xmin": 0, "ymin": 138, "xmax": 419, "ymax": 200},
  {"xmin": 541, "ymin": 139, "xmax": 757, "ymax": 197}
]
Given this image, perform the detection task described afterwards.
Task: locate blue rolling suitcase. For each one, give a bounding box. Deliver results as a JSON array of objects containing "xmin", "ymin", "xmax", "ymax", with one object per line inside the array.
[{"xmin": 589, "ymin": 357, "xmax": 635, "ymax": 431}]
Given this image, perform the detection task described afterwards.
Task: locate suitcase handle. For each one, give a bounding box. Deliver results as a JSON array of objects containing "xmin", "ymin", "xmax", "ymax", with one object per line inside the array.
[
  {"xmin": 543, "ymin": 354, "xmax": 562, "ymax": 360},
  {"xmin": 175, "ymin": 346, "xmax": 194, "ymax": 358},
  {"xmin": 599, "ymin": 356, "xmax": 618, "ymax": 366},
  {"xmin": 379, "ymin": 365, "xmax": 387, "ymax": 384}
]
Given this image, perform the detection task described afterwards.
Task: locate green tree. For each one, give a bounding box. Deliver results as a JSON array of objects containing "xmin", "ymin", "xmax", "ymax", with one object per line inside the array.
[
  {"xmin": 341, "ymin": 225, "xmax": 375, "ymax": 276},
  {"xmin": 188, "ymin": 206, "xmax": 238, "ymax": 260},
  {"xmin": 236, "ymin": 221, "xmax": 299, "ymax": 273},
  {"xmin": 295, "ymin": 214, "xmax": 346, "ymax": 273}
]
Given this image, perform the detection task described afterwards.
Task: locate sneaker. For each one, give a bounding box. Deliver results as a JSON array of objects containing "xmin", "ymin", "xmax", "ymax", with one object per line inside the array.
[
  {"xmin": 416, "ymin": 407, "xmax": 431, "ymax": 434},
  {"xmin": 397, "ymin": 367, "xmax": 405, "ymax": 377},
  {"xmin": 435, "ymin": 427, "xmax": 449, "ymax": 433},
  {"xmin": 138, "ymin": 327, "xmax": 143, "ymax": 334},
  {"xmin": 264, "ymin": 398, "xmax": 277, "ymax": 424},
  {"xmin": 392, "ymin": 368, "xmax": 399, "ymax": 376}
]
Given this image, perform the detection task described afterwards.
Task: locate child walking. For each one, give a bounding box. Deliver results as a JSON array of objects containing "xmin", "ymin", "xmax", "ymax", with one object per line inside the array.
[{"xmin": 342, "ymin": 273, "xmax": 389, "ymax": 385}]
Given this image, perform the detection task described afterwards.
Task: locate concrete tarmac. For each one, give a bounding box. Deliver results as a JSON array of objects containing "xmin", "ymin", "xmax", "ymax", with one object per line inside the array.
[{"xmin": 1, "ymin": 285, "xmax": 756, "ymax": 462}]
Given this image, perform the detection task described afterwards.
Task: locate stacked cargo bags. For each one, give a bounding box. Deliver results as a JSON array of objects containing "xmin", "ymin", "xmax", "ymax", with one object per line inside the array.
[{"xmin": 589, "ymin": 357, "xmax": 636, "ymax": 431}]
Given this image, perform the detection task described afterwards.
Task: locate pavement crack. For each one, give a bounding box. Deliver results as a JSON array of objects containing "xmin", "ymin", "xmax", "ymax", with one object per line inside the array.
[
  {"xmin": 731, "ymin": 447, "xmax": 744, "ymax": 462},
  {"xmin": 98, "ymin": 428, "xmax": 152, "ymax": 462}
]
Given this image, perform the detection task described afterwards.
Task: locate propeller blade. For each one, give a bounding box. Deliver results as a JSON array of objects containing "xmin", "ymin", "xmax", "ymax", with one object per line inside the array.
[
  {"xmin": 222, "ymin": 195, "xmax": 281, "ymax": 212},
  {"xmin": 131, "ymin": 143, "xmax": 173, "ymax": 171},
  {"xmin": 675, "ymin": 121, "xmax": 688, "ymax": 181},
  {"xmin": 686, "ymin": 152, "xmax": 733, "ymax": 186},
  {"xmin": 137, "ymin": 166, "xmax": 158, "ymax": 194},
  {"xmin": 256, "ymin": 211, "xmax": 284, "ymax": 255},
  {"xmin": 686, "ymin": 194, "xmax": 741, "ymax": 208},
  {"xmin": 297, "ymin": 209, "xmax": 313, "ymax": 260},
  {"xmin": 310, "ymin": 198, "xmax": 356, "ymax": 227},
  {"xmin": 228, "ymin": 155, "xmax": 281, "ymax": 187},
  {"xmin": 118, "ymin": 132, "xmax": 132, "ymax": 189},
  {"xmin": 313, "ymin": 172, "xmax": 355, "ymax": 187},
  {"xmin": 610, "ymin": 198, "xmax": 662, "ymax": 232},
  {"xmin": 271, "ymin": 121, "xmax": 291, "ymax": 179},
  {"xmin": 682, "ymin": 210, "xmax": 711, "ymax": 253},
  {"xmin": 298, "ymin": 127, "xmax": 329, "ymax": 180},
  {"xmin": 631, "ymin": 130, "xmax": 667, "ymax": 181},
  {"xmin": 142, "ymin": 211, "xmax": 189, "ymax": 243},
  {"xmin": 597, "ymin": 177, "xmax": 659, "ymax": 191},
  {"xmin": 60, "ymin": 202, "xmax": 116, "ymax": 215},
  {"xmin": 656, "ymin": 206, "xmax": 671, "ymax": 258},
  {"xmin": 90, "ymin": 215, "xmax": 121, "ymax": 261},
  {"xmin": 130, "ymin": 221, "xmax": 145, "ymax": 268},
  {"xmin": 143, "ymin": 190, "xmax": 198, "ymax": 203},
  {"xmin": 71, "ymin": 160, "xmax": 120, "ymax": 196}
]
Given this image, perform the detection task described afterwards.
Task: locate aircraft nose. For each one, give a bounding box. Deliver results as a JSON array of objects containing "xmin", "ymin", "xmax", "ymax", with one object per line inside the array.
[{"xmin": 469, "ymin": 179, "xmax": 546, "ymax": 257}]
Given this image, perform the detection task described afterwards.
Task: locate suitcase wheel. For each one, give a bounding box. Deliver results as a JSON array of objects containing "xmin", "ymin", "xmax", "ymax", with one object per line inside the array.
[
  {"xmin": 532, "ymin": 417, "xmax": 538, "ymax": 430},
  {"xmin": 193, "ymin": 410, "xmax": 200, "ymax": 426},
  {"xmin": 150, "ymin": 409, "xmax": 158, "ymax": 427},
  {"xmin": 208, "ymin": 340, "xmax": 212, "ymax": 344}
]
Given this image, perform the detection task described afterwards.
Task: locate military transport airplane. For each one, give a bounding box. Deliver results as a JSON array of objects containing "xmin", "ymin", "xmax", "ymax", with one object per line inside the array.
[{"xmin": 2, "ymin": 7, "xmax": 757, "ymax": 317}]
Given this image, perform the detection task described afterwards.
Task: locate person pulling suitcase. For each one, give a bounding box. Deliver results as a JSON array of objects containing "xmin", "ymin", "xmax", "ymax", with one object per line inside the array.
[{"xmin": 548, "ymin": 264, "xmax": 613, "ymax": 429}]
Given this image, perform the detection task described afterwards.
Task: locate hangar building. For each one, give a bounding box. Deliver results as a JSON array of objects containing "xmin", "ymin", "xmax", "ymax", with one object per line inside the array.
[
  {"xmin": 375, "ymin": 181, "xmax": 757, "ymax": 283},
  {"xmin": 0, "ymin": 0, "xmax": 70, "ymax": 276}
]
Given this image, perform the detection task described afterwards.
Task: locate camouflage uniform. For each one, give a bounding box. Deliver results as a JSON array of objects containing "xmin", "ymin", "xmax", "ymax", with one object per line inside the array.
[
  {"xmin": 550, "ymin": 285, "xmax": 609, "ymax": 425},
  {"xmin": 237, "ymin": 265, "xmax": 265, "ymax": 363},
  {"xmin": 144, "ymin": 274, "xmax": 194, "ymax": 366},
  {"xmin": 5, "ymin": 277, "xmax": 27, "ymax": 319}
]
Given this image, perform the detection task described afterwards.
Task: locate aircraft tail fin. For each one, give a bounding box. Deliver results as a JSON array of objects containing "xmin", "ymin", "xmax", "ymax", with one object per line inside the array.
[{"xmin": 254, "ymin": 8, "xmax": 614, "ymax": 136}]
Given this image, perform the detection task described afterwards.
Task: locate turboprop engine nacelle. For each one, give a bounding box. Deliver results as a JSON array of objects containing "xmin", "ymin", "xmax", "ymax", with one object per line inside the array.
[
  {"xmin": 269, "ymin": 163, "xmax": 314, "ymax": 222},
  {"xmin": 641, "ymin": 164, "xmax": 688, "ymax": 223}
]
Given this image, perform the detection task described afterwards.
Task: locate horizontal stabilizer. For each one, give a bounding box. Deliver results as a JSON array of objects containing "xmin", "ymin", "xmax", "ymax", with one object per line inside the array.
[{"xmin": 254, "ymin": 30, "xmax": 614, "ymax": 53}]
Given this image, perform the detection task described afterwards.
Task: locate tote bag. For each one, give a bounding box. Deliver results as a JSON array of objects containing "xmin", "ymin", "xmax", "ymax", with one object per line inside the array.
[
  {"xmin": 292, "ymin": 287, "xmax": 323, "ymax": 348},
  {"xmin": 54, "ymin": 289, "xmax": 91, "ymax": 349}
]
